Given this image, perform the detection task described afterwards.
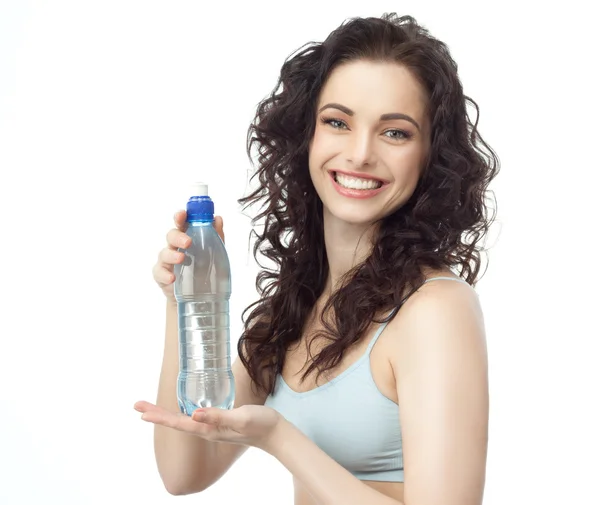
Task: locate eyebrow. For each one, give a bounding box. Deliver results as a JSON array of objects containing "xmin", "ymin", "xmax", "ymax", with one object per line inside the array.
[{"xmin": 318, "ymin": 102, "xmax": 421, "ymax": 131}]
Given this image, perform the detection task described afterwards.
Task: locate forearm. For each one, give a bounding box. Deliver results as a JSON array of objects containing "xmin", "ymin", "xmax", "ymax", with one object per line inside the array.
[
  {"xmin": 154, "ymin": 301, "xmax": 219, "ymax": 493},
  {"xmin": 265, "ymin": 420, "xmax": 404, "ymax": 505}
]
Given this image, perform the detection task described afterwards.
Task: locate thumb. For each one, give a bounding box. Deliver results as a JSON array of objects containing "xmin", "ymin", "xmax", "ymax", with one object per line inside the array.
[{"xmin": 192, "ymin": 407, "xmax": 226, "ymax": 426}]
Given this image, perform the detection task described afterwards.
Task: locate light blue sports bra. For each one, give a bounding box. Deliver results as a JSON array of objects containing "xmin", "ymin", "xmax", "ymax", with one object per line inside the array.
[{"xmin": 264, "ymin": 276, "xmax": 471, "ymax": 482}]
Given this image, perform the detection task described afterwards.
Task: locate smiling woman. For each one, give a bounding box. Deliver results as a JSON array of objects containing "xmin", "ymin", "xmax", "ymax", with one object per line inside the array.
[
  {"xmin": 136, "ymin": 12, "xmax": 499, "ymax": 505},
  {"xmin": 309, "ymin": 61, "xmax": 430, "ymax": 223}
]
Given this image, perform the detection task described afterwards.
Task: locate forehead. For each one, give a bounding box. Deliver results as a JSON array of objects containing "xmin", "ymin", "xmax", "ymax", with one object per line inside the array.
[{"xmin": 317, "ymin": 60, "xmax": 428, "ymax": 120}]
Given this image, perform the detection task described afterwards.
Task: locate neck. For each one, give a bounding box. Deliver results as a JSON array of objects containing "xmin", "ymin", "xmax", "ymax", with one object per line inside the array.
[{"xmin": 321, "ymin": 207, "xmax": 379, "ymax": 297}]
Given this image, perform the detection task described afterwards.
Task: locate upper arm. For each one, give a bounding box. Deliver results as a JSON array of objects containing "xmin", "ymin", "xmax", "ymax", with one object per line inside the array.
[
  {"xmin": 232, "ymin": 353, "xmax": 268, "ymax": 407},
  {"xmin": 392, "ymin": 282, "xmax": 489, "ymax": 505}
]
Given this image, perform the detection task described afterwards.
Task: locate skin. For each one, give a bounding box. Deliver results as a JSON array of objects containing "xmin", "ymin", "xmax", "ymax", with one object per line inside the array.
[
  {"xmin": 308, "ymin": 60, "xmax": 431, "ymax": 294},
  {"xmin": 136, "ymin": 60, "xmax": 489, "ymax": 505}
]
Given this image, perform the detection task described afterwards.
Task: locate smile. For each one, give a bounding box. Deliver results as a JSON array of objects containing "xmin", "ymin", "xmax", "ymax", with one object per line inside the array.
[{"xmin": 328, "ymin": 171, "xmax": 389, "ymax": 199}]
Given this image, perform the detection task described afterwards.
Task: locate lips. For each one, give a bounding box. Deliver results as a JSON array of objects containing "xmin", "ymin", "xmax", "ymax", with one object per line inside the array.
[
  {"xmin": 328, "ymin": 170, "xmax": 389, "ymax": 199},
  {"xmin": 328, "ymin": 169, "xmax": 389, "ymax": 185}
]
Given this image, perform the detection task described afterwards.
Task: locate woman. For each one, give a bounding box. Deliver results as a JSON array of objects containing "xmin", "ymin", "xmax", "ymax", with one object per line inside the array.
[{"xmin": 135, "ymin": 12, "xmax": 499, "ymax": 505}]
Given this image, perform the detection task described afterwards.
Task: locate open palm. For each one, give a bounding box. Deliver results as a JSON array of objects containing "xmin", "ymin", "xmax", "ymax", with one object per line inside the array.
[{"xmin": 134, "ymin": 401, "xmax": 283, "ymax": 450}]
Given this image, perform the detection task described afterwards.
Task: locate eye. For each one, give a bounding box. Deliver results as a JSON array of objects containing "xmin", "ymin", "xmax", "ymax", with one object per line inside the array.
[
  {"xmin": 384, "ymin": 129, "xmax": 412, "ymax": 141},
  {"xmin": 320, "ymin": 117, "xmax": 348, "ymax": 130},
  {"xmin": 320, "ymin": 117, "xmax": 413, "ymax": 141}
]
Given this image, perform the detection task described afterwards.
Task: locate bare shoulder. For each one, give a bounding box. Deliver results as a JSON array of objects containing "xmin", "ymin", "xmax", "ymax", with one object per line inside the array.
[
  {"xmin": 387, "ymin": 273, "xmax": 486, "ymax": 364},
  {"xmin": 384, "ymin": 275, "xmax": 489, "ymax": 504},
  {"xmin": 383, "ymin": 271, "xmax": 488, "ymax": 394}
]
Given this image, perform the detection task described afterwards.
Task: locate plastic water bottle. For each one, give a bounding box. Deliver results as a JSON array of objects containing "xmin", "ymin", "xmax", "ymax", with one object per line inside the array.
[{"xmin": 173, "ymin": 182, "xmax": 235, "ymax": 415}]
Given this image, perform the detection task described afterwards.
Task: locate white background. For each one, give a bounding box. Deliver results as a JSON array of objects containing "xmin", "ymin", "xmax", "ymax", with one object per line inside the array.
[{"xmin": 1, "ymin": 1, "xmax": 598, "ymax": 504}]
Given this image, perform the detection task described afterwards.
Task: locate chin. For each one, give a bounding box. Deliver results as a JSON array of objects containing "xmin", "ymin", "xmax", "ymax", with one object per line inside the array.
[{"xmin": 324, "ymin": 203, "xmax": 383, "ymax": 227}]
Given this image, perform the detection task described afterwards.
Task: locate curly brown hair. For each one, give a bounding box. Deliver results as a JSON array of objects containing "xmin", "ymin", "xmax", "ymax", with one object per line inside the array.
[{"xmin": 236, "ymin": 13, "xmax": 500, "ymax": 396}]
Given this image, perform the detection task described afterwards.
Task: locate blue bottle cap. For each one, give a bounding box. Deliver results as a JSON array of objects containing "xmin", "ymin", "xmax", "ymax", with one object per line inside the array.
[{"xmin": 186, "ymin": 182, "xmax": 214, "ymax": 222}]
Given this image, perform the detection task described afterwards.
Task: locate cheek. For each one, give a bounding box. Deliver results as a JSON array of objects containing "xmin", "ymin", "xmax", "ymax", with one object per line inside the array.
[
  {"xmin": 390, "ymin": 146, "xmax": 425, "ymax": 180},
  {"xmin": 309, "ymin": 129, "xmax": 337, "ymax": 159},
  {"xmin": 308, "ymin": 133, "xmax": 327, "ymax": 173}
]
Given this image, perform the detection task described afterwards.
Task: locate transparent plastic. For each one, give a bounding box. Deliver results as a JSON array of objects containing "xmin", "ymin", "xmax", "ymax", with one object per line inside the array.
[{"xmin": 173, "ymin": 219, "xmax": 235, "ymax": 415}]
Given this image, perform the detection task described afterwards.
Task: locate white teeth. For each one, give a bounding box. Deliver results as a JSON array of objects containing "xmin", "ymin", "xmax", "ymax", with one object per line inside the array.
[{"xmin": 335, "ymin": 173, "xmax": 382, "ymax": 190}]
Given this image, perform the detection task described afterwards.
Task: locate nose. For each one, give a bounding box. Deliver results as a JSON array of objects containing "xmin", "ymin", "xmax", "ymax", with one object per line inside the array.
[{"xmin": 345, "ymin": 128, "xmax": 377, "ymax": 169}]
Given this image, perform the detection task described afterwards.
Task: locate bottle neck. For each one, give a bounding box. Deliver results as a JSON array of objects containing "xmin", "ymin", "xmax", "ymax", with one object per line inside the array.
[{"xmin": 188, "ymin": 218, "xmax": 214, "ymax": 226}]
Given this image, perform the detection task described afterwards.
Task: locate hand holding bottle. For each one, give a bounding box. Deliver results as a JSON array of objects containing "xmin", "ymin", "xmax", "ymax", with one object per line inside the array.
[{"xmin": 152, "ymin": 210, "xmax": 225, "ymax": 305}]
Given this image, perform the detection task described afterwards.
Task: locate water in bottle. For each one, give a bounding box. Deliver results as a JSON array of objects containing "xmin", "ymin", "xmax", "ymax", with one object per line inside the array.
[{"xmin": 173, "ymin": 182, "xmax": 235, "ymax": 415}]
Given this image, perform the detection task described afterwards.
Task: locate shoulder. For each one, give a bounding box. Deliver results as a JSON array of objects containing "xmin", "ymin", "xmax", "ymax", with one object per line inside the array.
[{"xmin": 386, "ymin": 273, "xmax": 487, "ymax": 376}]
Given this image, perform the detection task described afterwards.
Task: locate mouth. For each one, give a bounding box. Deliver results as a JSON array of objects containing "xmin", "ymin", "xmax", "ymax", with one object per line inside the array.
[
  {"xmin": 329, "ymin": 170, "xmax": 387, "ymax": 190},
  {"xmin": 327, "ymin": 170, "xmax": 390, "ymax": 199}
]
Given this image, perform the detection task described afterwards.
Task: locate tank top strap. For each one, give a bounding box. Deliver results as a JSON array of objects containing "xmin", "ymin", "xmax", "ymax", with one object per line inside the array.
[
  {"xmin": 422, "ymin": 276, "xmax": 469, "ymax": 285},
  {"xmin": 365, "ymin": 308, "xmax": 397, "ymax": 355}
]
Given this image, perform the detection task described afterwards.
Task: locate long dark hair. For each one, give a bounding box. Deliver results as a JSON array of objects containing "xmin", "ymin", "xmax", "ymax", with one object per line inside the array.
[{"xmin": 237, "ymin": 13, "xmax": 499, "ymax": 396}]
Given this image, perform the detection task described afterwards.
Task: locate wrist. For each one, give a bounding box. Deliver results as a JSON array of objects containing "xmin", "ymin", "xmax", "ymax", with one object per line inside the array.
[{"xmin": 260, "ymin": 415, "xmax": 293, "ymax": 455}]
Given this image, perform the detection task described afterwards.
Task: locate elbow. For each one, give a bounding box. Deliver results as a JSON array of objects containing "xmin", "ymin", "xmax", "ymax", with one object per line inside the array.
[
  {"xmin": 164, "ymin": 485, "xmax": 194, "ymax": 497},
  {"xmin": 159, "ymin": 472, "xmax": 209, "ymax": 496},
  {"xmin": 163, "ymin": 480, "xmax": 208, "ymax": 496},
  {"xmin": 164, "ymin": 484, "xmax": 187, "ymax": 497}
]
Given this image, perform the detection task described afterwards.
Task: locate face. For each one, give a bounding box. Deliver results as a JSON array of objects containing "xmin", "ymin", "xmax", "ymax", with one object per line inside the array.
[{"xmin": 308, "ymin": 59, "xmax": 431, "ymax": 226}]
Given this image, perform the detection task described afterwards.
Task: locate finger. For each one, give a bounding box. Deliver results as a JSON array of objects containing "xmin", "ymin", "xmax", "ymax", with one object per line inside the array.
[
  {"xmin": 140, "ymin": 407, "xmax": 215, "ymax": 436},
  {"xmin": 192, "ymin": 407, "xmax": 232, "ymax": 428},
  {"xmin": 133, "ymin": 400, "xmax": 160, "ymax": 413},
  {"xmin": 158, "ymin": 247, "xmax": 185, "ymax": 266},
  {"xmin": 213, "ymin": 215, "xmax": 225, "ymax": 243},
  {"xmin": 134, "ymin": 401, "xmax": 179, "ymax": 415},
  {"xmin": 166, "ymin": 228, "xmax": 192, "ymax": 251},
  {"xmin": 152, "ymin": 263, "xmax": 175, "ymax": 285},
  {"xmin": 174, "ymin": 210, "xmax": 188, "ymax": 232},
  {"xmin": 141, "ymin": 409, "xmax": 187, "ymax": 430}
]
